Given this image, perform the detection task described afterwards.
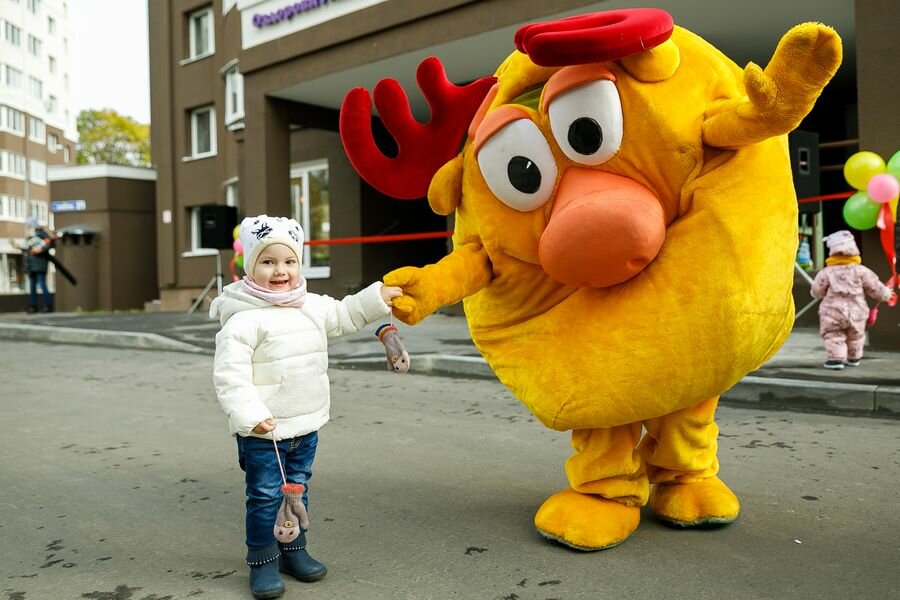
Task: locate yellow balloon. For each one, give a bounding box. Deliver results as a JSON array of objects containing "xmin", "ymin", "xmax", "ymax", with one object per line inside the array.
[
  {"xmin": 844, "ymin": 151, "xmax": 886, "ymax": 190},
  {"xmin": 233, "ymin": 224, "xmax": 240, "ymax": 240}
]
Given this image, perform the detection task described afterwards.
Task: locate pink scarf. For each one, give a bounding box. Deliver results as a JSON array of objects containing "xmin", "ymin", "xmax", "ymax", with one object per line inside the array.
[{"xmin": 240, "ymin": 275, "xmax": 307, "ymax": 308}]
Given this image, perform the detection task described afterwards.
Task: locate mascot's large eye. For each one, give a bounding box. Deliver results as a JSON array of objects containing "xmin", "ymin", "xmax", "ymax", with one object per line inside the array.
[
  {"xmin": 476, "ymin": 119, "xmax": 557, "ymax": 212},
  {"xmin": 548, "ymin": 79, "xmax": 622, "ymax": 166}
]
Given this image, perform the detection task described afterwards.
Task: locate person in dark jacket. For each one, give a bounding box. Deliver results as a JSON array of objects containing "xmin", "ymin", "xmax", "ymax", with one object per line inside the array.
[{"xmin": 22, "ymin": 217, "xmax": 54, "ymax": 313}]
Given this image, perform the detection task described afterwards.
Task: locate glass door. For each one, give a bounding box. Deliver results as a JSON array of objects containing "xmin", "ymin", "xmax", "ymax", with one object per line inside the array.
[{"xmin": 290, "ymin": 160, "xmax": 331, "ymax": 278}]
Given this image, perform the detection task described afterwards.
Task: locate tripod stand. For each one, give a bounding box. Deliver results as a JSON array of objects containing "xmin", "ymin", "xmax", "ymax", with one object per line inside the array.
[{"xmin": 188, "ymin": 251, "xmax": 224, "ymax": 315}]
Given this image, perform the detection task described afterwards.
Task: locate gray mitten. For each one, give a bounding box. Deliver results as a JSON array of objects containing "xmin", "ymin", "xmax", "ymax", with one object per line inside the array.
[
  {"xmin": 376, "ymin": 324, "xmax": 409, "ymax": 373},
  {"xmin": 274, "ymin": 483, "xmax": 310, "ymax": 543}
]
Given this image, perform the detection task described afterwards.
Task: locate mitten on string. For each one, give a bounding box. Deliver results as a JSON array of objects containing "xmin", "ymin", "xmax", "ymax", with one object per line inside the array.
[
  {"xmin": 274, "ymin": 483, "xmax": 310, "ymax": 543},
  {"xmin": 376, "ymin": 324, "xmax": 410, "ymax": 373}
]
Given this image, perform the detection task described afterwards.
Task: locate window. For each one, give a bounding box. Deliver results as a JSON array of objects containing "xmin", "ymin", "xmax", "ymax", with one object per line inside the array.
[
  {"xmin": 63, "ymin": 145, "xmax": 69, "ymax": 163},
  {"xmin": 30, "ymin": 200, "xmax": 48, "ymax": 225},
  {"xmin": 0, "ymin": 195, "xmax": 28, "ymax": 221},
  {"xmin": 3, "ymin": 65, "xmax": 21, "ymax": 88},
  {"xmin": 290, "ymin": 160, "xmax": 331, "ymax": 278},
  {"xmin": 225, "ymin": 179, "xmax": 239, "ymax": 210},
  {"xmin": 27, "ymin": 34, "xmax": 41, "ymax": 56},
  {"xmin": 187, "ymin": 206, "xmax": 219, "ymax": 253},
  {"xmin": 27, "ymin": 0, "xmax": 40, "ymax": 14},
  {"xmin": 48, "ymin": 55, "xmax": 55, "ymax": 73},
  {"xmin": 0, "ymin": 105, "xmax": 25, "ymax": 134},
  {"xmin": 28, "ymin": 76, "xmax": 42, "ymax": 99},
  {"xmin": 47, "ymin": 16, "xmax": 55, "ymax": 34},
  {"xmin": 224, "ymin": 64, "xmax": 244, "ymax": 124},
  {"xmin": 28, "ymin": 116, "xmax": 44, "ymax": 141},
  {"xmin": 47, "ymin": 94, "xmax": 56, "ymax": 113},
  {"xmin": 2, "ymin": 252, "xmax": 25, "ymax": 293},
  {"xmin": 47, "ymin": 131, "xmax": 58, "ymax": 152},
  {"xmin": 29, "ymin": 159, "xmax": 46, "ymax": 184},
  {"xmin": 189, "ymin": 105, "xmax": 216, "ymax": 158},
  {"xmin": 4, "ymin": 22, "xmax": 21, "ymax": 46},
  {"xmin": 188, "ymin": 7, "xmax": 214, "ymax": 59},
  {"xmin": 0, "ymin": 151, "xmax": 26, "ymax": 178}
]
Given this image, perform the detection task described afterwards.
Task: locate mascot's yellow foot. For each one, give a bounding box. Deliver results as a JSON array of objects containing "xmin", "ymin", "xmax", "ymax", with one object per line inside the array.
[
  {"xmin": 649, "ymin": 476, "xmax": 740, "ymax": 528},
  {"xmin": 534, "ymin": 489, "xmax": 640, "ymax": 551}
]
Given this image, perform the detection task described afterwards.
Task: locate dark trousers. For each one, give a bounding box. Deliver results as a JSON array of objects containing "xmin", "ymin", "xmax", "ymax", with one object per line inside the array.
[
  {"xmin": 237, "ymin": 431, "xmax": 318, "ymax": 549},
  {"xmin": 28, "ymin": 272, "xmax": 51, "ymax": 309}
]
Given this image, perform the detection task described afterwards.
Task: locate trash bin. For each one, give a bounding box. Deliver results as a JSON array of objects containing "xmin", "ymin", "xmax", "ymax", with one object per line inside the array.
[{"xmin": 54, "ymin": 226, "xmax": 99, "ymax": 312}]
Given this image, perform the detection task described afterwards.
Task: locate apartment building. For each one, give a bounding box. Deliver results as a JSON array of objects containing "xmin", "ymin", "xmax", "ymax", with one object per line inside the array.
[
  {"xmin": 149, "ymin": 0, "xmax": 897, "ymax": 332},
  {"xmin": 0, "ymin": 0, "xmax": 76, "ymax": 295}
]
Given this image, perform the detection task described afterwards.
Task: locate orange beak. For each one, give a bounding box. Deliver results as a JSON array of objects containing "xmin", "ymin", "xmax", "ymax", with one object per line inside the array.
[{"xmin": 539, "ymin": 167, "xmax": 666, "ymax": 288}]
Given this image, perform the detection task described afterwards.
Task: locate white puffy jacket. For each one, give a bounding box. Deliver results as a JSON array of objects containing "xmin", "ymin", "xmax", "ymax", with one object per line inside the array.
[{"xmin": 210, "ymin": 281, "xmax": 390, "ymax": 440}]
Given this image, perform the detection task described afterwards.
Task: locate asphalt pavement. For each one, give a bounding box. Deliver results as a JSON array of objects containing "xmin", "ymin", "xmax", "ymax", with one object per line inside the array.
[
  {"xmin": 0, "ymin": 307, "xmax": 898, "ymax": 418},
  {"xmin": 2, "ymin": 341, "xmax": 898, "ymax": 600}
]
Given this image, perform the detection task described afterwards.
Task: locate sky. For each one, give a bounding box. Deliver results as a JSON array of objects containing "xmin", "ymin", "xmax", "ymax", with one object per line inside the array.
[{"xmin": 70, "ymin": 0, "xmax": 150, "ymax": 124}]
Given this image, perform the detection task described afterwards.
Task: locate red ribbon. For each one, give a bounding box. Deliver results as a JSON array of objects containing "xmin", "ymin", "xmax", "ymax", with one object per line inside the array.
[{"xmin": 876, "ymin": 203, "xmax": 898, "ymax": 307}]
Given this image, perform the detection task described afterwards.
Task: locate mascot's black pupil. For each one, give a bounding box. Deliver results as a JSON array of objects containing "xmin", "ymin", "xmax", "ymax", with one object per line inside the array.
[
  {"xmin": 507, "ymin": 156, "xmax": 541, "ymax": 194},
  {"xmin": 568, "ymin": 117, "xmax": 603, "ymax": 155}
]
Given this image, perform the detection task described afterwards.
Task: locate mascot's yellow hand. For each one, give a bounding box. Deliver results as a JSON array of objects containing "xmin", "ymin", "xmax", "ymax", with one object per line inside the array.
[
  {"xmin": 747, "ymin": 23, "xmax": 842, "ymax": 120},
  {"xmin": 384, "ymin": 266, "xmax": 434, "ymax": 325},
  {"xmin": 762, "ymin": 23, "xmax": 842, "ymax": 103},
  {"xmin": 703, "ymin": 22, "xmax": 841, "ymax": 149}
]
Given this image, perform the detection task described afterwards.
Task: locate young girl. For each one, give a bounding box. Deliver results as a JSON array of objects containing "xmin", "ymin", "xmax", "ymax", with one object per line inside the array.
[
  {"xmin": 811, "ymin": 230, "xmax": 892, "ymax": 370},
  {"xmin": 210, "ymin": 215, "xmax": 401, "ymax": 599}
]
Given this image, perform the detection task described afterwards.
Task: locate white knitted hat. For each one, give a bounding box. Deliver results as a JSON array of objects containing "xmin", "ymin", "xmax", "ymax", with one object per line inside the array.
[
  {"xmin": 239, "ymin": 215, "xmax": 304, "ymax": 275},
  {"xmin": 823, "ymin": 230, "xmax": 859, "ymax": 257}
]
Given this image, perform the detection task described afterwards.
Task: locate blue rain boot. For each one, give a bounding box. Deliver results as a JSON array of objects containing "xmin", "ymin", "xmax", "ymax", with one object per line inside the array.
[
  {"xmin": 279, "ymin": 531, "xmax": 327, "ymax": 582},
  {"xmin": 247, "ymin": 543, "xmax": 285, "ymax": 599}
]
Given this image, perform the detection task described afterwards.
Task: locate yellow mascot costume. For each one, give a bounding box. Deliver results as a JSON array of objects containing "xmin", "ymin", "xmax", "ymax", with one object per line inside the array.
[{"xmin": 340, "ymin": 8, "xmax": 841, "ymax": 550}]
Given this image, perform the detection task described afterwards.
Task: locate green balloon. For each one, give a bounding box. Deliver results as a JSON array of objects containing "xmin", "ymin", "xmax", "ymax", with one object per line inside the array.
[
  {"xmin": 887, "ymin": 150, "xmax": 900, "ymax": 180},
  {"xmin": 235, "ymin": 254, "xmax": 244, "ymax": 269},
  {"xmin": 843, "ymin": 191, "xmax": 880, "ymax": 230}
]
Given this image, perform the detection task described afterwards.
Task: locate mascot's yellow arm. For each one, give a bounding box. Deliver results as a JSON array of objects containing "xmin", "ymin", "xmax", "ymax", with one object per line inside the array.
[
  {"xmin": 703, "ymin": 23, "xmax": 842, "ymax": 149},
  {"xmin": 385, "ymin": 243, "xmax": 492, "ymax": 324}
]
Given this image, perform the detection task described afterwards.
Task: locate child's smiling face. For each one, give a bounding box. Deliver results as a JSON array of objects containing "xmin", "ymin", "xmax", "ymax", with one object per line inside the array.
[{"xmin": 253, "ymin": 243, "xmax": 301, "ymax": 291}]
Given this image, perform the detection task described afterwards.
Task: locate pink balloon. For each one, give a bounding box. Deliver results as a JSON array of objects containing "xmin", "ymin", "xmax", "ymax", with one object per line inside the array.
[
  {"xmin": 866, "ymin": 173, "xmax": 900, "ymax": 204},
  {"xmin": 233, "ymin": 238, "xmax": 243, "ymax": 253}
]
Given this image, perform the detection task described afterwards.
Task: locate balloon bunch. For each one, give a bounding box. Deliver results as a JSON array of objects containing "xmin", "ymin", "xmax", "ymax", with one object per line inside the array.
[
  {"xmin": 842, "ymin": 150, "xmax": 900, "ymax": 230},
  {"xmin": 230, "ymin": 225, "xmax": 244, "ymax": 282},
  {"xmin": 842, "ymin": 150, "xmax": 900, "ymax": 315}
]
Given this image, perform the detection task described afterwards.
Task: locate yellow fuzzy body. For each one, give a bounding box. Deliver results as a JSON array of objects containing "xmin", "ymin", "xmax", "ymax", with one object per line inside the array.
[
  {"xmin": 434, "ymin": 26, "xmax": 824, "ymax": 428},
  {"xmin": 388, "ymin": 24, "xmax": 844, "ymax": 427},
  {"xmin": 385, "ymin": 22, "xmax": 840, "ymax": 544}
]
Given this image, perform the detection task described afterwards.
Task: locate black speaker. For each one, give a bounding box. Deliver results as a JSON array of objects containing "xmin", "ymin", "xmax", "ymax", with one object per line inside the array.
[
  {"xmin": 789, "ymin": 130, "xmax": 820, "ymax": 214},
  {"xmin": 199, "ymin": 205, "xmax": 238, "ymax": 250}
]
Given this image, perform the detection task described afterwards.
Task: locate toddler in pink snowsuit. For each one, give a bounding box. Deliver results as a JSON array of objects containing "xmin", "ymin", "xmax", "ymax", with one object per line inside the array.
[{"xmin": 810, "ymin": 230, "xmax": 892, "ymax": 370}]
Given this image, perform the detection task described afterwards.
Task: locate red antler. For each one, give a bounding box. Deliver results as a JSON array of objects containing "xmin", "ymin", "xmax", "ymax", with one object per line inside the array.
[
  {"xmin": 340, "ymin": 57, "xmax": 496, "ymax": 200},
  {"xmin": 515, "ymin": 8, "xmax": 674, "ymax": 67}
]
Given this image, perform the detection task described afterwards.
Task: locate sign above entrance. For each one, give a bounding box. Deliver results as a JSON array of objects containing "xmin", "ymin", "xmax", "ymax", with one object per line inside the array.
[
  {"xmin": 240, "ymin": 0, "xmax": 387, "ymax": 49},
  {"xmin": 50, "ymin": 200, "xmax": 86, "ymax": 212},
  {"xmin": 252, "ymin": 0, "xmax": 330, "ymax": 28}
]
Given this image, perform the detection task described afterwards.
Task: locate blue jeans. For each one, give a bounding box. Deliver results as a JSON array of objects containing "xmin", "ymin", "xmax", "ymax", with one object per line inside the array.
[
  {"xmin": 237, "ymin": 431, "xmax": 318, "ymax": 549},
  {"xmin": 28, "ymin": 272, "xmax": 50, "ymax": 309}
]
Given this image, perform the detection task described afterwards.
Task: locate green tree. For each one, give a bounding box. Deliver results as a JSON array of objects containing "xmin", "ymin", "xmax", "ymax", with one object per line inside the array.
[{"xmin": 76, "ymin": 108, "xmax": 150, "ymax": 167}]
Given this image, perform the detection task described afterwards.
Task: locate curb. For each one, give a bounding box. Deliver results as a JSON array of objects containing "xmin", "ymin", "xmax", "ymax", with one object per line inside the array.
[
  {"xmin": 0, "ymin": 322, "xmax": 208, "ymax": 355},
  {"xmin": 333, "ymin": 354, "xmax": 495, "ymax": 379},
  {"xmin": 339, "ymin": 356, "xmax": 899, "ymax": 418},
  {"xmin": 3, "ymin": 323, "xmax": 898, "ymax": 419},
  {"xmin": 723, "ymin": 375, "xmax": 900, "ymax": 418}
]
